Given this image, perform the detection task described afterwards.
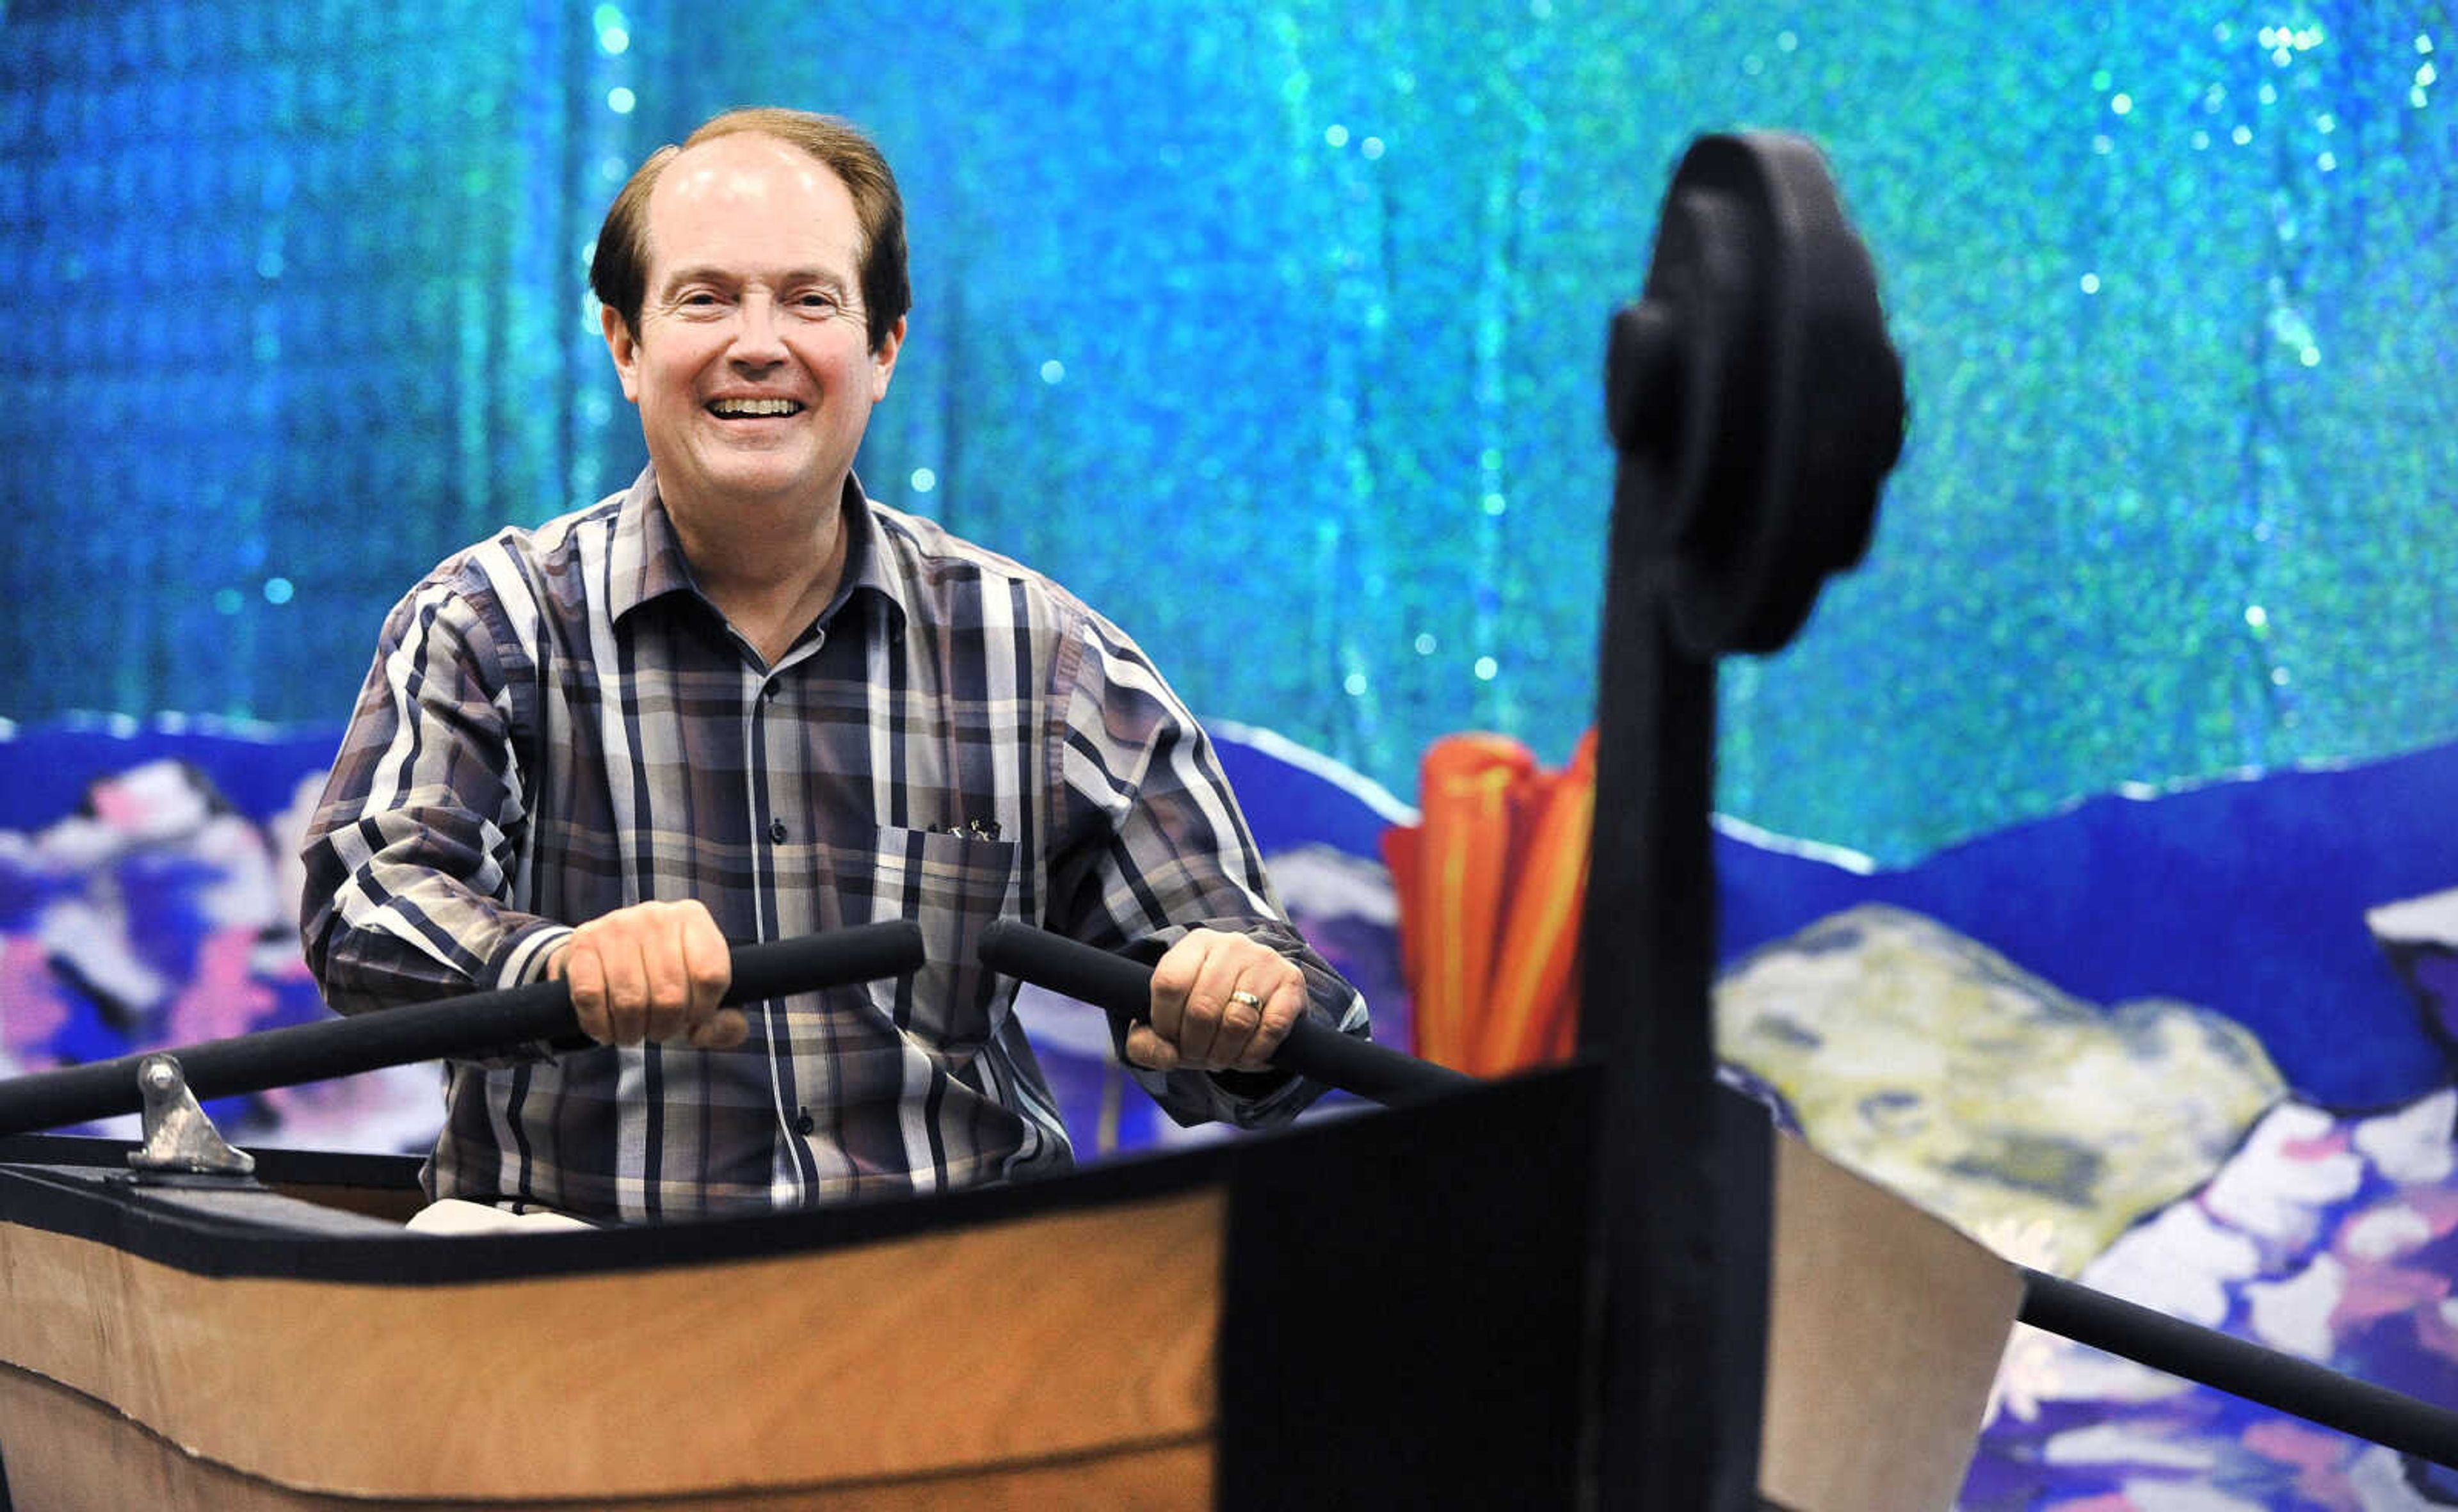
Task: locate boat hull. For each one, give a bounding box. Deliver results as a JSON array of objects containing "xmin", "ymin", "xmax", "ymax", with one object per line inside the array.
[
  {"xmin": 0, "ymin": 1067, "xmax": 2019, "ymax": 1511},
  {"xmin": 0, "ymin": 1070, "xmax": 1605, "ymax": 1509},
  {"xmin": 0, "ymin": 1359, "xmax": 1209, "ymax": 1511}
]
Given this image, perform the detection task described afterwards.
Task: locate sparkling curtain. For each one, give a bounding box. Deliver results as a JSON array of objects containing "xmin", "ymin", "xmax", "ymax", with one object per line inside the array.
[{"xmin": 1, "ymin": 0, "xmax": 2451, "ymax": 863}]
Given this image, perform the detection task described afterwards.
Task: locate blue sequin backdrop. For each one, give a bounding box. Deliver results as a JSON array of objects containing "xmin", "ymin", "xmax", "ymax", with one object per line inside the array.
[{"xmin": 1, "ymin": 2, "xmax": 2450, "ymax": 865}]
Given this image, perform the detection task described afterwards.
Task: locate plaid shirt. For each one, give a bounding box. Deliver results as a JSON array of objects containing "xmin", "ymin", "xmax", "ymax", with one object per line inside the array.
[{"xmin": 300, "ymin": 467, "xmax": 1368, "ymax": 1221}]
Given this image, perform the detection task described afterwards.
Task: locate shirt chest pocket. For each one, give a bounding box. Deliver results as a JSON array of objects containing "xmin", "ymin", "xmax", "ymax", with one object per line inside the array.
[{"xmin": 865, "ymin": 824, "xmax": 1020, "ymax": 1055}]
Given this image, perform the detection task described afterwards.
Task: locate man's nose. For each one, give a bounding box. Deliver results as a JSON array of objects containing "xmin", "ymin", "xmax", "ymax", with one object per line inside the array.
[{"xmin": 729, "ymin": 292, "xmax": 789, "ymax": 363}]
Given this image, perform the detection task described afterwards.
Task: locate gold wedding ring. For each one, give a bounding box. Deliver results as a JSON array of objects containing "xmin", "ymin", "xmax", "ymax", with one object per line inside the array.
[{"xmin": 1227, "ymin": 989, "xmax": 1265, "ymax": 1010}]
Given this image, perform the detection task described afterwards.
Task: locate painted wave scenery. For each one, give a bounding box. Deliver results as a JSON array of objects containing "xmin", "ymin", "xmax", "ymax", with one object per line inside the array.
[{"xmin": 1, "ymin": 718, "xmax": 2454, "ymax": 1509}]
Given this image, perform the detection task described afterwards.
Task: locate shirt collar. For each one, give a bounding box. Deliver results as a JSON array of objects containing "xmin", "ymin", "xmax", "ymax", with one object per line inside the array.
[
  {"xmin": 608, "ymin": 465, "xmax": 904, "ymax": 638},
  {"xmin": 607, "ymin": 466, "xmax": 696, "ymax": 623}
]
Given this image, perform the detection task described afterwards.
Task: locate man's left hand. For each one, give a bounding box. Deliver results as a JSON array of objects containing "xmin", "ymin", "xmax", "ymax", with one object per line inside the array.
[{"xmin": 1125, "ymin": 928, "xmax": 1306, "ymax": 1074}]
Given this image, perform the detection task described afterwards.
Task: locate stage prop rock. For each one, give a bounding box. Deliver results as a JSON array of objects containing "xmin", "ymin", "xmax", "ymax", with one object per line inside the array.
[{"xmin": 1718, "ymin": 902, "xmax": 2286, "ymax": 1268}]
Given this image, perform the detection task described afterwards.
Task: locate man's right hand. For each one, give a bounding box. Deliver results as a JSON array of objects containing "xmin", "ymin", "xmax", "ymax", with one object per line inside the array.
[{"xmin": 550, "ymin": 899, "xmax": 748, "ymax": 1049}]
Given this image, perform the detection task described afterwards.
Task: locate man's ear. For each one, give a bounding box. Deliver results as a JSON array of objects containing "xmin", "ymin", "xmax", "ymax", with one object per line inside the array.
[
  {"xmin": 601, "ymin": 303, "xmax": 643, "ymax": 403},
  {"xmin": 870, "ymin": 316, "xmax": 906, "ymax": 403}
]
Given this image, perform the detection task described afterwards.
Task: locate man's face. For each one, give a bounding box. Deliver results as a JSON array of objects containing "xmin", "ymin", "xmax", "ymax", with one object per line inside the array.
[{"xmin": 602, "ymin": 133, "xmax": 903, "ymax": 529}]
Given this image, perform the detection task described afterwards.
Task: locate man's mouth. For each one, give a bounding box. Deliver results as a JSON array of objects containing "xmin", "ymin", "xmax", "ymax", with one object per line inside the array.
[{"xmin": 707, "ymin": 398, "xmax": 803, "ymax": 419}]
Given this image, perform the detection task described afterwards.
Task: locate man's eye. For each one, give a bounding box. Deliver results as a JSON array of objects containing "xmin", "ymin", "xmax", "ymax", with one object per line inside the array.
[{"xmin": 796, "ymin": 293, "xmax": 839, "ymax": 312}]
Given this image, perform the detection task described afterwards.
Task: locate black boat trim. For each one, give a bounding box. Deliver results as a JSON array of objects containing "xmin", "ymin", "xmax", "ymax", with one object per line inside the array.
[{"xmin": 0, "ymin": 1066, "xmax": 1593, "ymax": 1290}]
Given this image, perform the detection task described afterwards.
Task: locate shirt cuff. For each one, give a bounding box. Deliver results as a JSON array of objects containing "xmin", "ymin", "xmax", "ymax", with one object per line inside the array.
[{"xmin": 494, "ymin": 922, "xmax": 575, "ymax": 991}]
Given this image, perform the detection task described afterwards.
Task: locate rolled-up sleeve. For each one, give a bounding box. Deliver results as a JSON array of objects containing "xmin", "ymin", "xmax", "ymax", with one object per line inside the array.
[{"xmin": 1044, "ymin": 609, "xmax": 1372, "ymax": 1129}]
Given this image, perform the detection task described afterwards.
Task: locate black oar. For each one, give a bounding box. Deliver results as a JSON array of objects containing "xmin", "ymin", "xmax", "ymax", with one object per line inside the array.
[
  {"xmin": 977, "ymin": 919, "xmax": 1469, "ymax": 1106},
  {"xmin": 0, "ymin": 920, "xmax": 926, "ymax": 1140},
  {"xmin": 2021, "ymin": 1267, "xmax": 2458, "ymax": 1468}
]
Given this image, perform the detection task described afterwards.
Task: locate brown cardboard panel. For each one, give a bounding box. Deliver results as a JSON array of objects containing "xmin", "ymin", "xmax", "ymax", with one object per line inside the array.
[
  {"xmin": 0, "ymin": 1360, "xmax": 1212, "ymax": 1511},
  {"xmin": 1761, "ymin": 1134, "xmax": 2023, "ymax": 1512},
  {"xmin": 0, "ymin": 1189, "xmax": 1222, "ymax": 1500}
]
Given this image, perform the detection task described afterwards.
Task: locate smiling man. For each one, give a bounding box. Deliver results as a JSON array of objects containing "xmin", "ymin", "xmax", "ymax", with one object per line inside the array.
[{"xmin": 300, "ymin": 108, "xmax": 1369, "ymax": 1223}]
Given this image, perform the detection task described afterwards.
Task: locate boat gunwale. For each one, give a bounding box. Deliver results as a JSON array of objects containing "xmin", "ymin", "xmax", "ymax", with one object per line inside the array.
[
  {"xmin": 0, "ymin": 1116, "xmax": 1276, "ymax": 1287},
  {"xmin": 0, "ymin": 1069, "xmax": 1595, "ymax": 1288}
]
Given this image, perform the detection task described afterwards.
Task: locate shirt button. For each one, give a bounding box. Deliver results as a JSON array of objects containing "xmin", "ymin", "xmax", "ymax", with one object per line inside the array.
[
  {"xmin": 793, "ymin": 1108, "xmax": 816, "ymax": 1136},
  {"xmin": 769, "ymin": 818, "xmax": 788, "ymax": 844}
]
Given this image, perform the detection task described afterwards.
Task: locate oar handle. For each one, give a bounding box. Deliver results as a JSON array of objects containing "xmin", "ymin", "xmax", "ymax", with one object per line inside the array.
[
  {"xmin": 0, "ymin": 920, "xmax": 926, "ymax": 1140},
  {"xmin": 977, "ymin": 918, "xmax": 1470, "ymax": 1106}
]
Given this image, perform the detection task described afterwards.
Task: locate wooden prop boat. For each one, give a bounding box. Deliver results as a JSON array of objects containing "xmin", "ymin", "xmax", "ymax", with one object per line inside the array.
[
  {"xmin": 0, "ymin": 919, "xmax": 2020, "ymax": 1512},
  {"xmin": 0, "ymin": 1053, "xmax": 2017, "ymax": 1509}
]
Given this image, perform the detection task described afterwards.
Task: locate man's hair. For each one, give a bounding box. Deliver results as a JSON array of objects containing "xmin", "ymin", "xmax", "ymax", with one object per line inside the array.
[{"xmin": 589, "ymin": 107, "xmax": 912, "ymax": 354}]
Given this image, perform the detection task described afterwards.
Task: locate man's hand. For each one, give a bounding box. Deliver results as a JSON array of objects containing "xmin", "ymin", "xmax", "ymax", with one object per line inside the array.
[
  {"xmin": 551, "ymin": 899, "xmax": 747, "ymax": 1050},
  {"xmin": 1125, "ymin": 928, "xmax": 1306, "ymax": 1075}
]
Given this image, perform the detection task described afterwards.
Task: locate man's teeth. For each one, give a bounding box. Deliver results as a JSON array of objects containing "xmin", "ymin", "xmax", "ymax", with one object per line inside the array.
[{"xmin": 710, "ymin": 398, "xmax": 800, "ymax": 417}]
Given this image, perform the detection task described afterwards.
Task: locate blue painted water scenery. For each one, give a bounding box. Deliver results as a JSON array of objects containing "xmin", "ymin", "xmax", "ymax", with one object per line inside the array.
[{"xmin": 3, "ymin": 4, "xmax": 2454, "ymax": 1508}]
